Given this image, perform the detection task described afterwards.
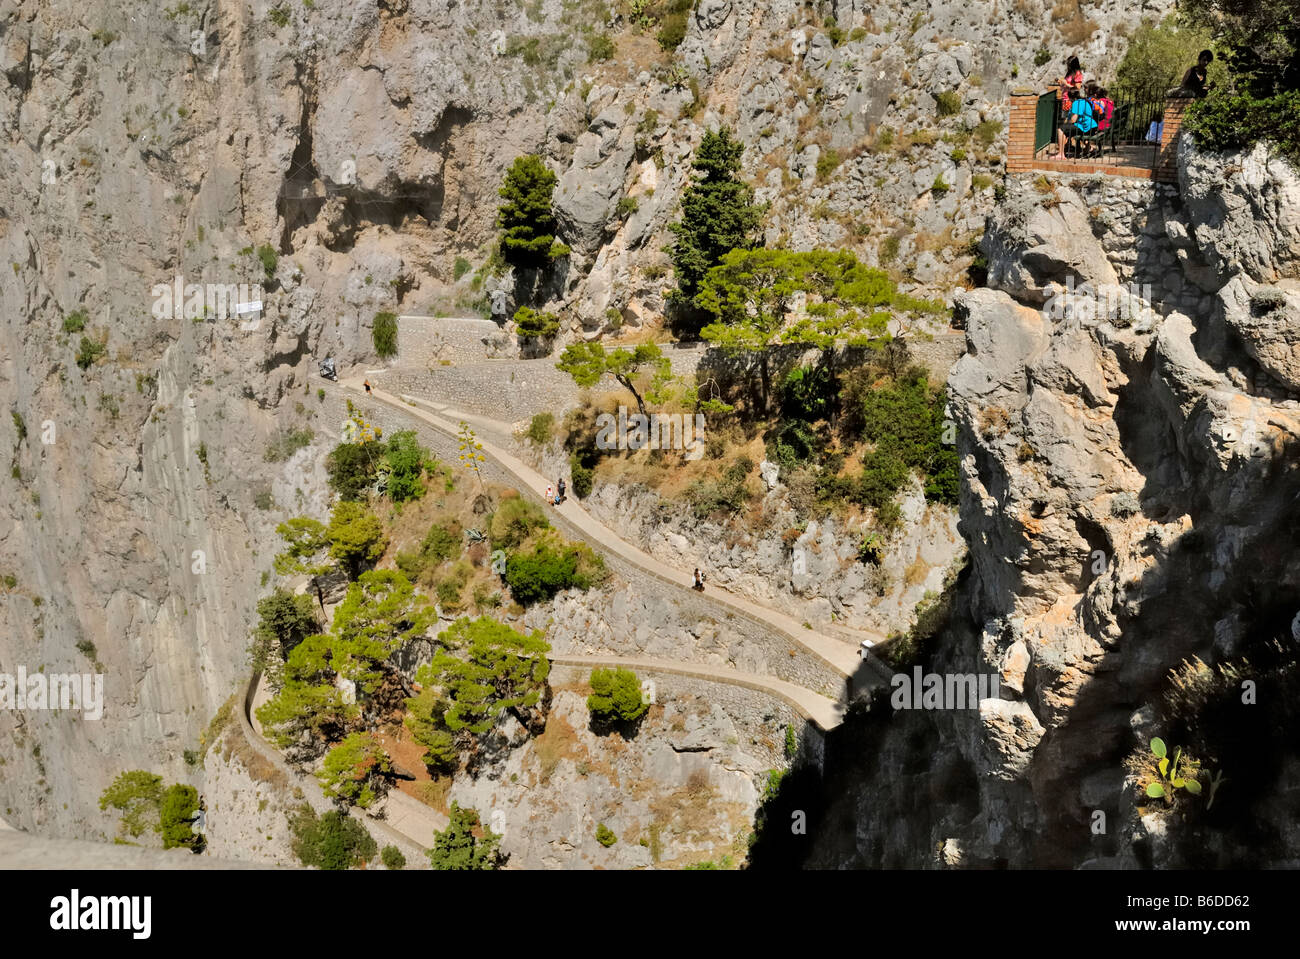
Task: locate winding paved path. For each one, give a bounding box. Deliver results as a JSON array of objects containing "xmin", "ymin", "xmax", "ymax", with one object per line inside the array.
[
  {"xmin": 549, "ymin": 654, "xmax": 843, "ymax": 730},
  {"xmin": 339, "ymin": 377, "xmax": 897, "ymax": 729}
]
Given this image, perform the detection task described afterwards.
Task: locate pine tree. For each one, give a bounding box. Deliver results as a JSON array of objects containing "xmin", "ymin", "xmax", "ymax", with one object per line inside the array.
[
  {"xmin": 667, "ymin": 127, "xmax": 764, "ymax": 308},
  {"xmin": 587, "ymin": 668, "xmax": 648, "ymax": 725},
  {"xmin": 497, "ymin": 154, "xmax": 560, "ymax": 269},
  {"xmin": 428, "ymin": 803, "xmax": 503, "ymax": 869}
]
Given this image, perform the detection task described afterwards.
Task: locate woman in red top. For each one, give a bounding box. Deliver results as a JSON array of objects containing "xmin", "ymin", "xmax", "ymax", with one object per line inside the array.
[{"xmin": 1056, "ymin": 56, "xmax": 1085, "ymax": 155}]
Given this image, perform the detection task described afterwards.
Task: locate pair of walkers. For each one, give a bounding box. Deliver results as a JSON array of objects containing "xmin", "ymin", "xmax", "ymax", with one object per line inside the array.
[{"xmin": 545, "ymin": 478, "xmax": 566, "ymax": 506}]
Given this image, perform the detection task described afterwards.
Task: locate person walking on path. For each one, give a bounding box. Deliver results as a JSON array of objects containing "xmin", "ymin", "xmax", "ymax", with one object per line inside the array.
[
  {"xmin": 693, "ymin": 568, "xmax": 706, "ymax": 591},
  {"xmin": 556, "ymin": 477, "xmax": 566, "ymax": 505},
  {"xmin": 545, "ymin": 484, "xmax": 553, "ymax": 505},
  {"xmin": 364, "ymin": 379, "xmax": 372, "ymax": 394}
]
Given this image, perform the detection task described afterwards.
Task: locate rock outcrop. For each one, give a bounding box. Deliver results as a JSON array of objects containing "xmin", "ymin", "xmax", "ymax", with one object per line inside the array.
[{"xmin": 807, "ymin": 144, "xmax": 1300, "ymax": 869}]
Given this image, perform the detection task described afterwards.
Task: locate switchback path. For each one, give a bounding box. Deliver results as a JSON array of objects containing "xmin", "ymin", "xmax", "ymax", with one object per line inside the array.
[
  {"xmin": 340, "ymin": 378, "xmax": 895, "ymax": 724},
  {"xmin": 549, "ymin": 654, "xmax": 843, "ymax": 730}
]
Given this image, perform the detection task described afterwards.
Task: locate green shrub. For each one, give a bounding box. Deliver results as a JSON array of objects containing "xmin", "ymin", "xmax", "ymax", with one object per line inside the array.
[
  {"xmin": 587, "ymin": 32, "xmax": 616, "ymax": 62},
  {"xmin": 685, "ymin": 457, "xmax": 753, "ymax": 519},
  {"xmin": 264, "ymin": 427, "xmax": 314, "ymax": 462},
  {"xmin": 381, "ymin": 844, "xmax": 406, "ymax": 869},
  {"xmin": 1112, "ymin": 17, "xmax": 1222, "ymax": 102},
  {"xmin": 1185, "ymin": 90, "xmax": 1300, "ymax": 165},
  {"xmin": 973, "ymin": 119, "xmax": 1003, "ymax": 147},
  {"xmin": 1034, "ymin": 47, "xmax": 1051, "ymax": 66},
  {"xmin": 318, "ymin": 733, "xmax": 392, "ymax": 808},
  {"xmin": 858, "ymin": 447, "xmax": 910, "ymax": 510},
  {"xmin": 816, "ymin": 147, "xmax": 842, "ymax": 181},
  {"xmin": 99, "ymin": 770, "xmax": 164, "ymax": 839},
  {"xmin": 595, "ymin": 823, "xmax": 617, "ymax": 846},
  {"xmin": 616, "ymin": 195, "xmax": 639, "ymax": 218},
  {"xmin": 75, "ymin": 335, "xmax": 106, "ymax": 370},
  {"xmin": 513, "ymin": 305, "xmax": 560, "ymax": 339},
  {"xmin": 372, "ymin": 311, "xmax": 398, "ymax": 357},
  {"xmin": 784, "ymin": 724, "xmax": 798, "ymax": 759},
  {"xmin": 656, "ymin": 10, "xmax": 688, "ymax": 51},
  {"xmin": 587, "ymin": 667, "xmax": 648, "ymax": 725},
  {"xmin": 490, "ymin": 495, "xmax": 549, "ymax": 549},
  {"xmin": 935, "ymin": 90, "xmax": 961, "ymax": 116},
  {"xmin": 429, "ymin": 803, "xmax": 501, "ymax": 870},
  {"xmin": 385, "ymin": 430, "xmax": 428, "ymax": 502},
  {"xmin": 526, "ymin": 411, "xmax": 555, "ymax": 444},
  {"xmin": 256, "ymin": 243, "xmax": 278, "ymax": 278},
  {"xmin": 453, "ymin": 257, "xmax": 473, "ymax": 280},
  {"xmin": 505, "ymin": 538, "xmax": 604, "ymax": 605},
  {"xmin": 326, "ymin": 439, "xmax": 383, "ymax": 501},
  {"xmin": 289, "ymin": 806, "xmax": 376, "ymax": 870},
  {"xmin": 62, "ymin": 310, "xmax": 87, "ymax": 333},
  {"xmin": 931, "ymin": 174, "xmax": 950, "ymax": 195},
  {"xmin": 159, "ymin": 783, "xmax": 203, "ymax": 852},
  {"xmin": 879, "ymin": 235, "xmax": 901, "ymax": 264},
  {"xmin": 498, "ymin": 154, "xmax": 559, "ymax": 269},
  {"xmin": 422, "ymin": 522, "xmax": 463, "ymax": 564},
  {"xmin": 569, "ymin": 453, "xmax": 595, "ymax": 498}
]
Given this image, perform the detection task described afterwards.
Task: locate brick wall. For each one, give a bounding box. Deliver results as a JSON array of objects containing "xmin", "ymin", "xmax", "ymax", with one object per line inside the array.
[
  {"xmin": 1007, "ymin": 89, "xmax": 1041, "ymax": 174},
  {"xmin": 1156, "ymin": 97, "xmax": 1193, "ymax": 184}
]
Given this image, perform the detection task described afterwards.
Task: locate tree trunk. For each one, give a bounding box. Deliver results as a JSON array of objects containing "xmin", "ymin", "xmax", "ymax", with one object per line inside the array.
[{"xmin": 617, "ymin": 375, "xmax": 649, "ymax": 420}]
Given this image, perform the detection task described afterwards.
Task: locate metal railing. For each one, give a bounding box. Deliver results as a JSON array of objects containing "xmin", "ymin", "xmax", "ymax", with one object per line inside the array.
[{"xmin": 1043, "ymin": 89, "xmax": 1165, "ymax": 167}]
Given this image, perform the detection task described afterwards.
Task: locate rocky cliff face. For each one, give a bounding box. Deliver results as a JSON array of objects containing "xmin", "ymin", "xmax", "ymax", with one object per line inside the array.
[
  {"xmin": 806, "ymin": 143, "xmax": 1300, "ymax": 869},
  {"xmin": 1, "ymin": 0, "xmax": 1176, "ymax": 854}
]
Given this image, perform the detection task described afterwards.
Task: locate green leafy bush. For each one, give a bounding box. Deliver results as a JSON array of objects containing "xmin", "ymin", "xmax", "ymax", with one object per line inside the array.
[
  {"xmin": 526, "ymin": 411, "xmax": 554, "ymax": 444},
  {"xmin": 290, "ymin": 806, "xmax": 377, "ymax": 870},
  {"xmin": 75, "ymin": 335, "xmax": 106, "ymax": 370},
  {"xmin": 422, "ymin": 522, "xmax": 463, "ymax": 565},
  {"xmin": 569, "ymin": 452, "xmax": 595, "ymax": 498},
  {"xmin": 453, "ymin": 257, "xmax": 473, "ymax": 280},
  {"xmin": 973, "ymin": 119, "xmax": 1002, "ymax": 147},
  {"xmin": 587, "ymin": 667, "xmax": 648, "ymax": 725},
  {"xmin": 667, "ymin": 126, "xmax": 763, "ymax": 307},
  {"xmin": 318, "ymin": 732, "xmax": 393, "ymax": 808},
  {"xmin": 62, "ymin": 310, "xmax": 87, "ymax": 333},
  {"xmin": 381, "ymin": 844, "xmax": 406, "ymax": 869},
  {"xmin": 326, "ymin": 439, "xmax": 383, "ymax": 501},
  {"xmin": 505, "ymin": 537, "xmax": 605, "ymax": 605},
  {"xmin": 384, "ymin": 429, "xmax": 428, "ymax": 502},
  {"xmin": 595, "ymin": 823, "xmax": 617, "ymax": 846},
  {"xmin": 587, "ymin": 32, "xmax": 616, "ymax": 62},
  {"xmin": 159, "ymin": 784, "xmax": 203, "ymax": 851},
  {"xmin": 513, "ymin": 305, "xmax": 560, "ymax": 339},
  {"xmin": 685, "ymin": 457, "xmax": 753, "ymax": 519},
  {"xmin": 372, "ymin": 311, "xmax": 398, "ymax": 358},
  {"xmin": 1185, "ymin": 90, "xmax": 1300, "ymax": 165},
  {"xmin": 256, "ymin": 243, "xmax": 278, "ymax": 278},
  {"xmin": 656, "ymin": 8, "xmax": 689, "ymax": 51},
  {"xmin": 98, "ymin": 771, "xmax": 164, "ymax": 839},
  {"xmin": 429, "ymin": 803, "xmax": 502, "ymax": 869},
  {"xmin": 490, "ymin": 495, "xmax": 549, "ymax": 549},
  {"xmin": 816, "ymin": 147, "xmax": 842, "ymax": 181},
  {"xmin": 935, "ymin": 90, "xmax": 961, "ymax": 116}
]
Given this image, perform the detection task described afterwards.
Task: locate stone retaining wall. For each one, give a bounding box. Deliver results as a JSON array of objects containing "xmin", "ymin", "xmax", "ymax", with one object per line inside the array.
[
  {"xmin": 549, "ymin": 663, "xmax": 825, "ymax": 771},
  {"xmin": 395, "ymin": 315, "xmax": 513, "ymax": 367},
  {"xmin": 369, "ymin": 342, "xmax": 710, "ymax": 425}
]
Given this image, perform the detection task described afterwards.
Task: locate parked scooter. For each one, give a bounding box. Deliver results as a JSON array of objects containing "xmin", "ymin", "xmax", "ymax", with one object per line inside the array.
[{"xmin": 319, "ymin": 356, "xmax": 338, "ymax": 381}]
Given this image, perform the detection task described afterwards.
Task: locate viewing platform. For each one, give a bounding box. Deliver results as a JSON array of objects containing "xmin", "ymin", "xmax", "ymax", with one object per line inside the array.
[{"xmin": 1007, "ymin": 88, "xmax": 1193, "ymax": 182}]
